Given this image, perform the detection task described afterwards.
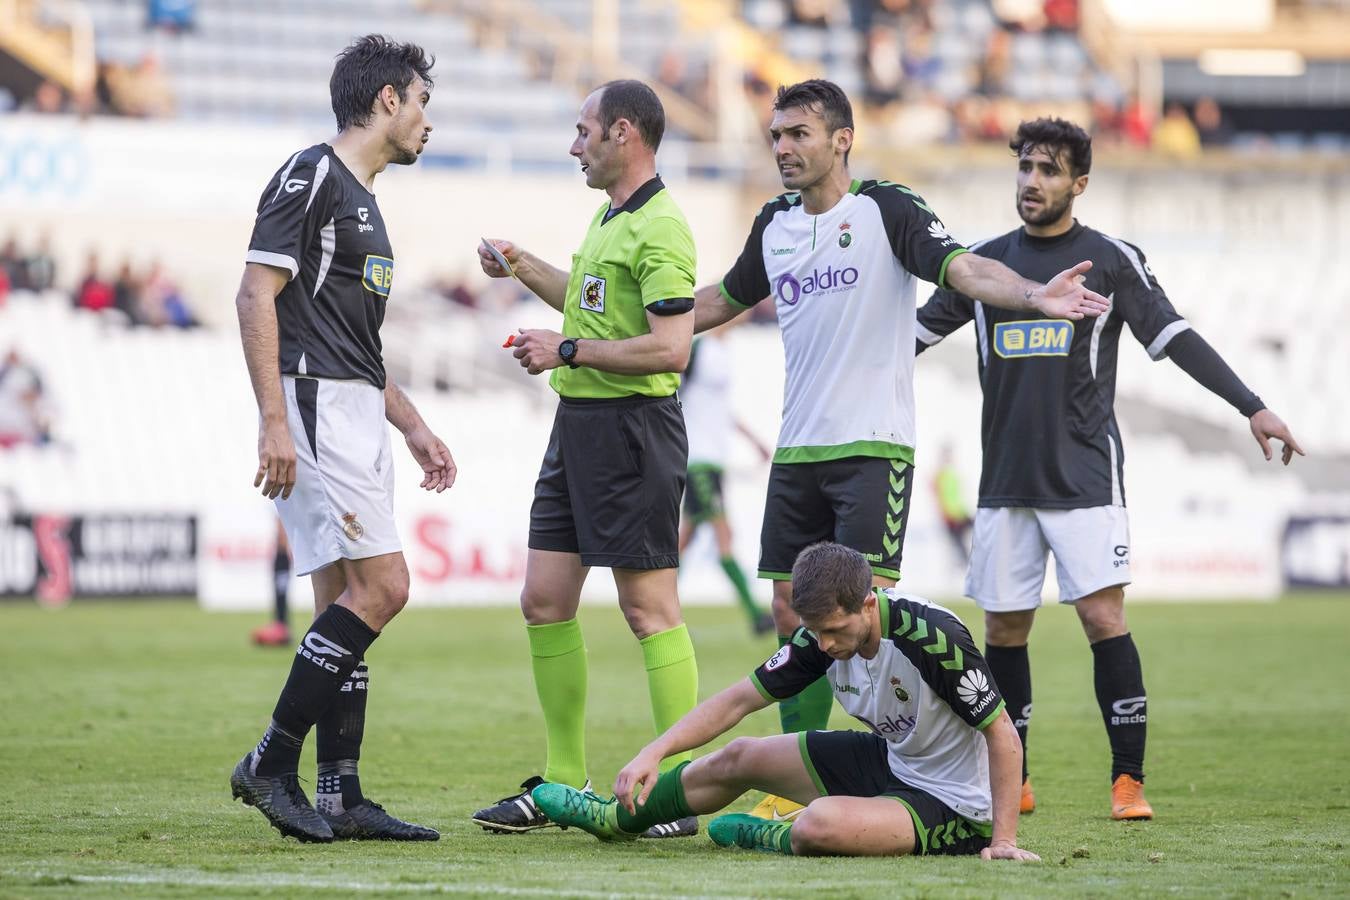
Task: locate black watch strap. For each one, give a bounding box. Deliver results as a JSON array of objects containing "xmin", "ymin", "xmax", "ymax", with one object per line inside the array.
[{"xmin": 559, "ymin": 338, "xmax": 580, "ymax": 369}]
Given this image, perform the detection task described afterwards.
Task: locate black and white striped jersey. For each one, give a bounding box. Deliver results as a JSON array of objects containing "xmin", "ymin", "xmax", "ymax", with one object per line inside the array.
[
  {"xmin": 246, "ymin": 143, "xmax": 394, "ymax": 390},
  {"xmin": 916, "ymin": 221, "xmax": 1189, "ymax": 510}
]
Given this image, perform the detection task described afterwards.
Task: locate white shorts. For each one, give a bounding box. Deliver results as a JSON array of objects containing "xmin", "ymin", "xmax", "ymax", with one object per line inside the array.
[
  {"xmin": 965, "ymin": 506, "xmax": 1131, "ymax": 611},
  {"xmin": 273, "ymin": 376, "xmax": 401, "ymax": 576}
]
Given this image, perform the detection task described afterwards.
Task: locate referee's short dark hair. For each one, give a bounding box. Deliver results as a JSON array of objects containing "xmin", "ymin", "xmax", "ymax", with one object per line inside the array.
[
  {"xmin": 597, "ymin": 79, "xmax": 666, "ymax": 152},
  {"xmin": 1011, "ymin": 117, "xmax": 1093, "ymax": 177},
  {"xmin": 790, "ymin": 542, "xmax": 873, "ymax": 621},
  {"xmin": 774, "ymin": 79, "xmax": 855, "ymax": 161},
  {"xmin": 331, "ymin": 35, "xmax": 435, "ymax": 131}
]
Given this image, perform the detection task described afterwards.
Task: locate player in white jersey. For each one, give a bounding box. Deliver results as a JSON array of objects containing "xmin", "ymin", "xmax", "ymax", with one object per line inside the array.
[
  {"xmin": 530, "ymin": 543, "xmax": 1037, "ymax": 860},
  {"xmin": 688, "ymin": 79, "xmax": 1110, "ymax": 817},
  {"xmin": 679, "ymin": 330, "xmax": 774, "ymax": 634}
]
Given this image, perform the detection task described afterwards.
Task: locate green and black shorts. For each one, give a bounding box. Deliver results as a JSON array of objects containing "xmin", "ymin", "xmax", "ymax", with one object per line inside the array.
[
  {"xmin": 800, "ymin": 730, "xmax": 992, "ymax": 857},
  {"xmin": 683, "ymin": 463, "xmax": 725, "ymax": 525},
  {"xmin": 758, "ymin": 456, "xmax": 914, "ymax": 581}
]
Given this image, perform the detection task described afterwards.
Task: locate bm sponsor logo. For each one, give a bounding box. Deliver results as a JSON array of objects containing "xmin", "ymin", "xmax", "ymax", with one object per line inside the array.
[
  {"xmin": 994, "ymin": 319, "xmax": 1073, "ymax": 358},
  {"xmin": 363, "ymin": 255, "xmax": 394, "ymax": 296}
]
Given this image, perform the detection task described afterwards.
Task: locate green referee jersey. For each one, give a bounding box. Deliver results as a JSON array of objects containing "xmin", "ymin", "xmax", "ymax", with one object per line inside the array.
[{"xmin": 551, "ymin": 176, "xmax": 697, "ymax": 399}]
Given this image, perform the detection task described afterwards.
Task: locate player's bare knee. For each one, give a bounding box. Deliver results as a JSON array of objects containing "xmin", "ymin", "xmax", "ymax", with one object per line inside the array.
[
  {"xmin": 985, "ymin": 610, "xmax": 1034, "ymax": 646},
  {"xmin": 787, "ymin": 805, "xmax": 834, "ymax": 855},
  {"xmin": 1075, "ymin": 587, "xmax": 1126, "ymax": 641},
  {"xmin": 705, "ymin": 737, "xmax": 758, "ymax": 784}
]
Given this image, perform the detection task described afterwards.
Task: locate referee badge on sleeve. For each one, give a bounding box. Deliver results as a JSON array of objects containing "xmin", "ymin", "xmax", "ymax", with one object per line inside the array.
[{"xmin": 580, "ymin": 273, "xmax": 606, "ymax": 313}]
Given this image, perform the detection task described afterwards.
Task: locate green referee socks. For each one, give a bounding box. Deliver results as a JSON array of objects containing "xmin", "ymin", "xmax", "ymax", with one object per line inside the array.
[
  {"xmin": 527, "ymin": 619, "xmax": 588, "ymax": 789},
  {"xmin": 776, "ymin": 635, "xmax": 833, "ymax": 734},
  {"xmin": 615, "ymin": 759, "xmax": 694, "ymax": 833},
  {"xmin": 640, "ymin": 624, "xmax": 699, "ymax": 770}
]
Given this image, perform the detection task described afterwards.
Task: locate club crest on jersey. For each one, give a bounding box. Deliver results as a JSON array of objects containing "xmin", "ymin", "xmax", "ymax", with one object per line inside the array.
[
  {"xmin": 580, "ymin": 273, "xmax": 606, "ymax": 313},
  {"xmin": 890, "ymin": 676, "xmax": 910, "ymax": 702},
  {"xmin": 993, "ymin": 320, "xmax": 1072, "ymax": 358},
  {"xmin": 765, "ymin": 645, "xmax": 791, "ymax": 671},
  {"xmin": 363, "ymin": 255, "xmax": 394, "ymax": 297},
  {"xmin": 838, "ymin": 221, "xmax": 853, "ymax": 249},
  {"xmin": 341, "ymin": 512, "xmax": 364, "ymax": 541}
]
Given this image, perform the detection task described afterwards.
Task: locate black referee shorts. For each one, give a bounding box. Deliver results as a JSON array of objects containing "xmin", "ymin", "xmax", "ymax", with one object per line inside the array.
[{"xmin": 529, "ymin": 394, "xmax": 686, "ymax": 570}]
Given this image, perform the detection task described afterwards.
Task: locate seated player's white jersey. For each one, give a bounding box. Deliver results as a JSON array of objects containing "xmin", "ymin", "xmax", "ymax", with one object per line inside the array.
[
  {"xmin": 720, "ymin": 181, "xmax": 969, "ymax": 465},
  {"xmin": 751, "ymin": 588, "xmax": 1005, "ymax": 822},
  {"xmin": 681, "ymin": 336, "xmax": 733, "ymax": 467}
]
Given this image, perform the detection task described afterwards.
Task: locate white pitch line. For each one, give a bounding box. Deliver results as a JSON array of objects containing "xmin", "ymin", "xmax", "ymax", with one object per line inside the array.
[{"xmin": 2, "ymin": 869, "xmax": 749, "ymax": 899}]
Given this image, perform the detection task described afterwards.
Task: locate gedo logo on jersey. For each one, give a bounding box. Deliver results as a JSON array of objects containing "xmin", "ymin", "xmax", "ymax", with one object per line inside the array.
[
  {"xmin": 774, "ymin": 265, "xmax": 859, "ymax": 306},
  {"xmin": 993, "ymin": 319, "xmax": 1073, "ymax": 358},
  {"xmin": 363, "ymin": 254, "xmax": 394, "ymax": 297}
]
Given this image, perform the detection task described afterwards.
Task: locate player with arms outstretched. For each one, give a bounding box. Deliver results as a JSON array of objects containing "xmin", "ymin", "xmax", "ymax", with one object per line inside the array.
[
  {"xmin": 916, "ymin": 117, "xmax": 1302, "ymax": 819},
  {"xmin": 690, "ymin": 79, "xmax": 1109, "ymax": 819}
]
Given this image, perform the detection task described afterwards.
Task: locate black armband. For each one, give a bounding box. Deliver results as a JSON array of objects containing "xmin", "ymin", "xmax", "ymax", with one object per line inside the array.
[
  {"xmin": 1164, "ymin": 329, "xmax": 1265, "ymax": 418},
  {"xmin": 646, "ymin": 297, "xmax": 695, "ymax": 316}
]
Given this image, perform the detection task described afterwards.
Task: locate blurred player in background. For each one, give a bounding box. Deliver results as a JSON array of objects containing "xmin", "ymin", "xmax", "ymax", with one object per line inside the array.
[
  {"xmin": 917, "ymin": 117, "xmax": 1304, "ymax": 820},
  {"xmin": 932, "ymin": 443, "xmax": 973, "ymax": 566},
  {"xmin": 250, "ymin": 518, "xmax": 293, "ymax": 646},
  {"xmin": 691, "ymin": 79, "xmax": 1110, "ymax": 820},
  {"xmin": 678, "ymin": 327, "xmax": 775, "ymax": 635},
  {"xmin": 531, "ymin": 543, "xmax": 1037, "ymax": 862},
  {"xmin": 229, "ymin": 35, "xmax": 455, "ymax": 844},
  {"xmin": 472, "ymin": 80, "xmax": 700, "ymax": 839}
]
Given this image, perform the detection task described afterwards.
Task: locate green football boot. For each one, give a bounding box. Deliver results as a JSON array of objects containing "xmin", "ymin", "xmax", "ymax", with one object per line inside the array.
[
  {"xmin": 708, "ymin": 813, "xmax": 794, "ymax": 854},
  {"xmin": 530, "ymin": 783, "xmax": 638, "ymax": 843}
]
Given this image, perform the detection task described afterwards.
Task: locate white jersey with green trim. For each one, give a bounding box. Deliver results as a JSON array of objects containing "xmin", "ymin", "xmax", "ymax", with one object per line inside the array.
[
  {"xmin": 720, "ymin": 180, "xmax": 968, "ymax": 464},
  {"xmin": 751, "ymin": 589, "xmax": 1004, "ymax": 822},
  {"xmin": 682, "ymin": 336, "xmax": 733, "ymax": 467}
]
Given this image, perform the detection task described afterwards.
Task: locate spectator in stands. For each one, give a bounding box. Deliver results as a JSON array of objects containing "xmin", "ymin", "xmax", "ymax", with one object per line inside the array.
[
  {"xmin": 1193, "ymin": 96, "xmax": 1233, "ymax": 148},
  {"xmin": 863, "ymin": 23, "xmax": 903, "ymax": 106},
  {"xmin": 112, "ymin": 260, "xmax": 145, "ymax": 323},
  {"xmin": 23, "ymin": 234, "xmax": 57, "ymax": 294},
  {"xmin": 1153, "ymin": 102, "xmax": 1201, "ymax": 159},
  {"xmin": 75, "ymin": 253, "xmax": 115, "ymax": 313},
  {"xmin": 975, "ymin": 29, "xmax": 1013, "ymax": 98},
  {"xmin": 146, "ymin": 0, "xmax": 197, "ymax": 32},
  {"xmin": 1120, "ymin": 93, "xmax": 1152, "ymax": 147},
  {"xmin": 106, "ymin": 54, "xmax": 175, "ymax": 118},
  {"xmin": 142, "ymin": 260, "xmax": 197, "ymax": 328},
  {"xmin": 899, "ymin": 22, "xmax": 940, "ymax": 92},
  {"xmin": 0, "ymin": 349, "xmax": 52, "ymax": 448},
  {"xmin": 787, "ymin": 0, "xmax": 837, "ymax": 28},
  {"xmin": 0, "ymin": 237, "xmax": 22, "ymax": 291},
  {"xmin": 25, "ymin": 80, "xmax": 67, "ymax": 115}
]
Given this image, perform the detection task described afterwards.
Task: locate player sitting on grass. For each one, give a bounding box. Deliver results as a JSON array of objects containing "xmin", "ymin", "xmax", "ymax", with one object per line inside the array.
[{"xmin": 532, "ymin": 542, "xmax": 1037, "ymax": 859}]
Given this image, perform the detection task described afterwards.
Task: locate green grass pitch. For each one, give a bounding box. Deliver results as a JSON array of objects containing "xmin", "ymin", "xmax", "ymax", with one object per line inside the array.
[{"xmin": 2, "ymin": 596, "xmax": 1348, "ymax": 898}]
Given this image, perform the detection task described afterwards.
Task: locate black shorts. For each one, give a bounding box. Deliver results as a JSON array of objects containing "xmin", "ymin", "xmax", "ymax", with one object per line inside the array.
[
  {"xmin": 529, "ymin": 394, "xmax": 686, "ymax": 569},
  {"xmin": 800, "ymin": 730, "xmax": 992, "ymax": 857},
  {"xmin": 758, "ymin": 457, "xmax": 914, "ymax": 581},
  {"xmin": 682, "ymin": 464, "xmax": 725, "ymax": 525}
]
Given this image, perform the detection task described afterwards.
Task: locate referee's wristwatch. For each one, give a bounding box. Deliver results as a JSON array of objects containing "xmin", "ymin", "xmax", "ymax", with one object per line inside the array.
[{"xmin": 558, "ymin": 338, "xmax": 580, "ymax": 369}]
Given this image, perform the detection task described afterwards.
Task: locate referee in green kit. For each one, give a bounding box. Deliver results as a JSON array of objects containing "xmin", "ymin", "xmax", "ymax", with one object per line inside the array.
[{"xmin": 473, "ymin": 80, "xmax": 701, "ymax": 839}]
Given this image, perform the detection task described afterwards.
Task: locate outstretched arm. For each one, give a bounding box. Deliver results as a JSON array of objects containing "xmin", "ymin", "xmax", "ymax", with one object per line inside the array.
[
  {"xmin": 980, "ymin": 710, "xmax": 1040, "ymax": 862},
  {"xmin": 946, "ymin": 254, "xmax": 1110, "ymax": 320},
  {"xmin": 614, "ymin": 678, "xmax": 770, "ymax": 813},
  {"xmin": 694, "ymin": 282, "xmax": 750, "ymax": 334},
  {"xmin": 1162, "ymin": 330, "xmax": 1304, "ymax": 465}
]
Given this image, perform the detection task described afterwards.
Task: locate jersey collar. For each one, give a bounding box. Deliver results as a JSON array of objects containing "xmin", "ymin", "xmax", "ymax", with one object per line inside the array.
[
  {"xmin": 1019, "ymin": 219, "xmax": 1084, "ymax": 249},
  {"xmin": 603, "ymin": 175, "xmax": 665, "ymax": 224}
]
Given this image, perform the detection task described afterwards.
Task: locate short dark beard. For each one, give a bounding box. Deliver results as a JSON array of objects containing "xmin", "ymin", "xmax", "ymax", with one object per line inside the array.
[{"xmin": 1018, "ymin": 189, "xmax": 1073, "ymax": 227}]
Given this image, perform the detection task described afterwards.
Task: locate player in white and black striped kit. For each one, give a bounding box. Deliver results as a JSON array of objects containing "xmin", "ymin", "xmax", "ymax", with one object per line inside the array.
[
  {"xmin": 229, "ymin": 35, "xmax": 456, "ymax": 843},
  {"xmin": 917, "ymin": 117, "xmax": 1303, "ymax": 821}
]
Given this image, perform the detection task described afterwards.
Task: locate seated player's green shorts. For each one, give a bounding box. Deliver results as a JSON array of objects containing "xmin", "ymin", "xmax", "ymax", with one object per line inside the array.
[
  {"xmin": 800, "ymin": 730, "xmax": 992, "ymax": 857},
  {"xmin": 682, "ymin": 463, "xmax": 725, "ymax": 525}
]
